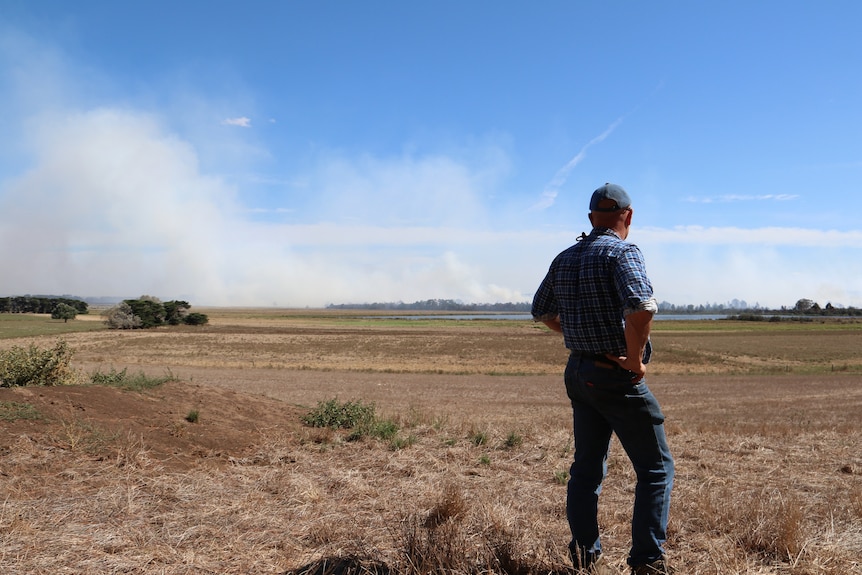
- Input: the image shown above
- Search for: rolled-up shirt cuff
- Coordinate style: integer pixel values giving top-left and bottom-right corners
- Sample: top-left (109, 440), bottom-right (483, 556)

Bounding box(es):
top-left (623, 297), bottom-right (658, 317)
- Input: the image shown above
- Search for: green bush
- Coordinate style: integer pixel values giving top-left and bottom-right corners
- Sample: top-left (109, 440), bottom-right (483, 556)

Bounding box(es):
top-left (303, 398), bottom-right (376, 429)
top-left (0, 340), bottom-right (76, 387)
top-left (302, 398), bottom-right (400, 442)
top-left (183, 312), bottom-right (209, 325)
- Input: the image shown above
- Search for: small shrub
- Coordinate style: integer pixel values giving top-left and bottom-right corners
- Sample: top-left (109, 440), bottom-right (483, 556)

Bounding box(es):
top-left (303, 398), bottom-right (401, 443)
top-left (185, 410), bottom-right (200, 423)
top-left (0, 340), bottom-right (76, 387)
top-left (303, 398), bottom-right (375, 429)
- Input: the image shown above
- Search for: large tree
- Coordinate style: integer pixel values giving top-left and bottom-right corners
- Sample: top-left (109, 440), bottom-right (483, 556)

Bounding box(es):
top-left (51, 303), bottom-right (78, 323)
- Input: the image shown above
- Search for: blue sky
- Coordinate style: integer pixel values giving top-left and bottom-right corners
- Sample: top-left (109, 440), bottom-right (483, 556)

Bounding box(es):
top-left (1, 1), bottom-right (860, 308)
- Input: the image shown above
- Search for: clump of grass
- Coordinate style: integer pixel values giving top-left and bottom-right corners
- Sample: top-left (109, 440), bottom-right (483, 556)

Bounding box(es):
top-left (393, 484), bottom-right (536, 575)
top-left (689, 483), bottom-right (807, 562)
top-left (554, 470), bottom-right (569, 485)
top-left (185, 410), bottom-right (200, 423)
top-left (390, 433), bottom-right (417, 451)
top-left (469, 429), bottom-right (488, 446)
top-left (90, 367), bottom-right (178, 391)
top-left (56, 418), bottom-right (119, 454)
top-left (502, 430), bottom-right (523, 449)
top-left (0, 401), bottom-right (42, 421)
top-left (303, 398), bottom-right (401, 442)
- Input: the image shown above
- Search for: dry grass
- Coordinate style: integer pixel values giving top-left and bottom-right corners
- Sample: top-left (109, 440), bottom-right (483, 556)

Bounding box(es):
top-left (1, 310), bottom-right (860, 574)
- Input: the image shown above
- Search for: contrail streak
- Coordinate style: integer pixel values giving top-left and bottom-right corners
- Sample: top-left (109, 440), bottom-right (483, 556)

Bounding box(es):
top-left (531, 117), bottom-right (624, 211)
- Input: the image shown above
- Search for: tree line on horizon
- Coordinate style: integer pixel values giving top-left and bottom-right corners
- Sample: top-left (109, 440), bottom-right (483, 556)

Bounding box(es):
top-left (2, 295), bottom-right (858, 318)
top-left (0, 295), bottom-right (208, 328)
top-left (327, 298), bottom-right (861, 316)
top-left (326, 299), bottom-right (532, 312)
top-left (0, 296), bottom-right (89, 315)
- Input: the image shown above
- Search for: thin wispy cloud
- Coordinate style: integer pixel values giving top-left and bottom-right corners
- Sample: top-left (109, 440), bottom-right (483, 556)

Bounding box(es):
top-left (684, 194), bottom-right (799, 203)
top-left (637, 225), bottom-right (862, 247)
top-left (222, 116), bottom-right (251, 127)
top-left (531, 117), bottom-right (624, 211)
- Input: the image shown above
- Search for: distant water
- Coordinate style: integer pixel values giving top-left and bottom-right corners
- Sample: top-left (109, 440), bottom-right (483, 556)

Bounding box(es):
top-left (370, 313), bottom-right (729, 321)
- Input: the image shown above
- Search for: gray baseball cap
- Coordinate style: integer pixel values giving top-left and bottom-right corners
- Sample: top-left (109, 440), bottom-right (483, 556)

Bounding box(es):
top-left (589, 183), bottom-right (631, 212)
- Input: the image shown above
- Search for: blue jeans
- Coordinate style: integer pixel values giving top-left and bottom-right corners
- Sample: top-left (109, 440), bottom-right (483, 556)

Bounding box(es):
top-left (564, 352), bottom-right (674, 567)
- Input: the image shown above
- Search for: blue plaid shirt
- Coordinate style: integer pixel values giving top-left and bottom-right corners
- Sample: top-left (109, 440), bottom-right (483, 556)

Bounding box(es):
top-left (531, 228), bottom-right (654, 357)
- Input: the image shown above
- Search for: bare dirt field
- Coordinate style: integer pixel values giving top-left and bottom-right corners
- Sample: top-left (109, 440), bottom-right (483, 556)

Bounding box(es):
top-left (1, 311), bottom-right (860, 574)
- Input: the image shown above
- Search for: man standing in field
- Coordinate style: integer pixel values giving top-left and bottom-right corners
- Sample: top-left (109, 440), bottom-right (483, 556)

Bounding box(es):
top-left (531, 184), bottom-right (674, 575)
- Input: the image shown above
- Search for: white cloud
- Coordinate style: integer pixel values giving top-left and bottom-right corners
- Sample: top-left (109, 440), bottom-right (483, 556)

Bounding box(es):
top-left (635, 225), bottom-right (862, 247)
top-left (222, 116), bottom-right (251, 127)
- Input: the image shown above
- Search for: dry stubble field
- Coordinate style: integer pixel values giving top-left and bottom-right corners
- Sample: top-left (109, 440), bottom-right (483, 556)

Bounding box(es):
top-left (1, 309), bottom-right (861, 575)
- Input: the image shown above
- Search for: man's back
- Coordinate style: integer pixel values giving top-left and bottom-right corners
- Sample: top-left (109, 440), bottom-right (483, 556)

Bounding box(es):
top-left (532, 227), bottom-right (653, 356)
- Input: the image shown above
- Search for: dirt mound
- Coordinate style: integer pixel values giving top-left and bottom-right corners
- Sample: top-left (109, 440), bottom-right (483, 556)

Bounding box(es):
top-left (0, 380), bottom-right (307, 470)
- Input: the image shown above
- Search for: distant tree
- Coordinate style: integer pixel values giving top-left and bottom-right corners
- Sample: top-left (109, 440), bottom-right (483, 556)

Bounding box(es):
top-left (51, 303), bottom-right (78, 323)
top-left (103, 298), bottom-right (206, 329)
top-left (794, 298), bottom-right (815, 312)
top-left (103, 302), bottom-right (143, 329)
top-left (183, 312), bottom-right (209, 326)
top-left (124, 298), bottom-right (166, 328)
top-left (164, 300), bottom-right (191, 325)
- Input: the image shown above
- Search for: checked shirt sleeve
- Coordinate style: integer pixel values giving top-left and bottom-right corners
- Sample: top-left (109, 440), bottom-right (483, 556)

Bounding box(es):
top-left (613, 245), bottom-right (657, 317)
top-left (531, 264), bottom-right (560, 322)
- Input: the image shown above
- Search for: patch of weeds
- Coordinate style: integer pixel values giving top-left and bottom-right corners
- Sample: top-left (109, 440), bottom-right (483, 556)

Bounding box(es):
top-left (502, 431), bottom-right (523, 449)
top-left (90, 367), bottom-right (178, 391)
top-left (479, 454), bottom-right (491, 466)
top-left (185, 410), bottom-right (200, 423)
top-left (0, 401), bottom-right (42, 421)
top-left (303, 398), bottom-right (376, 429)
top-left (432, 414), bottom-right (449, 431)
top-left (90, 367), bottom-right (128, 385)
top-left (57, 418), bottom-right (119, 453)
top-left (469, 429), bottom-right (489, 446)
top-left (303, 398), bottom-right (400, 443)
top-left (373, 418), bottom-right (399, 440)
top-left (554, 470), bottom-right (569, 485)
top-left (390, 433), bottom-right (418, 450)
